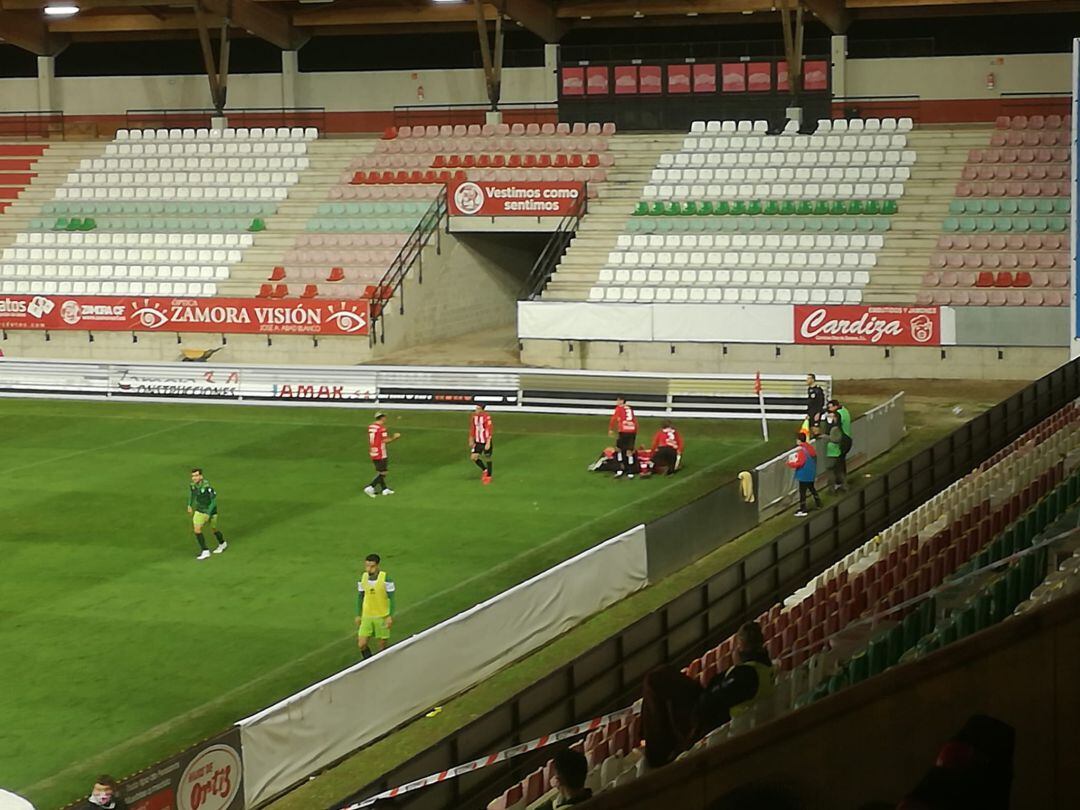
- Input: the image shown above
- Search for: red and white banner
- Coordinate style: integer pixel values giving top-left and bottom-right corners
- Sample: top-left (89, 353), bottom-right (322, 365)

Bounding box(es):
top-left (794, 305), bottom-right (941, 346)
top-left (0, 295), bottom-right (369, 335)
top-left (448, 181), bottom-right (584, 217)
top-left (692, 63), bottom-right (717, 93)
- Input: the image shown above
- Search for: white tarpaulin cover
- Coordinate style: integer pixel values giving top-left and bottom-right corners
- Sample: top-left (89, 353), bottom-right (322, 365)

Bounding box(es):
top-left (238, 524), bottom-right (649, 807)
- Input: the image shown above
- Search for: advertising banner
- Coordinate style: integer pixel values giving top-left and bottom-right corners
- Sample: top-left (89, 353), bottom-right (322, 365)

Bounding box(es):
top-left (614, 65), bottom-right (638, 95)
top-left (667, 64), bottom-right (691, 94)
top-left (721, 63), bottom-right (747, 92)
top-left (747, 62), bottom-right (772, 92)
top-left (586, 66), bottom-right (609, 95)
top-left (119, 728), bottom-right (243, 810)
top-left (448, 181), bottom-right (584, 217)
top-left (804, 59), bottom-right (829, 91)
top-left (639, 65), bottom-right (662, 94)
top-left (692, 63), bottom-right (717, 94)
top-left (794, 305), bottom-right (941, 346)
top-left (111, 366), bottom-right (241, 399)
top-left (777, 61), bottom-right (790, 91)
top-left (560, 67), bottom-right (584, 96)
top-left (0, 295), bottom-right (369, 336)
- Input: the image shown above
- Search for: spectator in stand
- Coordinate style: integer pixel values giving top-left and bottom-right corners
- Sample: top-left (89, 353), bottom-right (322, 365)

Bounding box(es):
top-left (650, 420), bottom-right (684, 475)
top-left (536, 748), bottom-right (593, 809)
top-left (641, 622), bottom-right (775, 768)
top-left (787, 432), bottom-right (822, 517)
top-left (77, 776), bottom-right (127, 810)
top-left (805, 373), bottom-right (826, 429)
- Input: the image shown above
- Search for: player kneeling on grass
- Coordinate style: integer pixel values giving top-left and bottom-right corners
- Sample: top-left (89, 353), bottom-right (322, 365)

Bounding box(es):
top-left (365, 412), bottom-right (401, 498)
top-left (469, 402), bottom-right (494, 484)
top-left (356, 553), bottom-right (395, 659)
top-left (650, 420), bottom-right (684, 476)
top-left (188, 468), bottom-right (227, 561)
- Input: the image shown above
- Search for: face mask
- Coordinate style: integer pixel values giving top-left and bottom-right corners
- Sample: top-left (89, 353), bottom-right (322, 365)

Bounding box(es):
top-left (89, 791), bottom-right (114, 807)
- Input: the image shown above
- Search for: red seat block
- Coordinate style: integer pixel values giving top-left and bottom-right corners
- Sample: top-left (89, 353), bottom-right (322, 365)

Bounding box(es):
top-left (975, 271), bottom-right (994, 288)
top-left (256, 283), bottom-right (273, 298)
top-left (268, 266), bottom-right (286, 281)
top-left (994, 271), bottom-right (1013, 288)
top-left (300, 284), bottom-right (318, 299)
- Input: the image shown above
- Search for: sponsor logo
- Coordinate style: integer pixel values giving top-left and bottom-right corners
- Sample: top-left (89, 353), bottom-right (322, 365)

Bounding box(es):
top-left (453, 181), bottom-right (485, 216)
top-left (115, 369), bottom-right (240, 398)
top-left (28, 296), bottom-right (54, 318)
top-left (797, 306), bottom-right (938, 345)
top-left (60, 300), bottom-right (82, 325)
top-left (272, 383), bottom-right (375, 400)
top-left (910, 314), bottom-right (935, 344)
top-left (177, 744), bottom-right (241, 810)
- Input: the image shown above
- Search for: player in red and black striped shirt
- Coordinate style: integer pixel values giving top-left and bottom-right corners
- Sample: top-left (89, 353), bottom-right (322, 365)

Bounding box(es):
top-left (608, 395), bottom-right (639, 479)
top-left (469, 403), bottom-right (494, 484)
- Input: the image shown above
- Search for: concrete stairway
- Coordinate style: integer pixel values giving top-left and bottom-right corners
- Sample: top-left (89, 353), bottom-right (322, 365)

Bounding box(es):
top-left (0, 141), bottom-right (104, 248)
top-left (862, 125), bottom-right (994, 304)
top-left (539, 132), bottom-right (685, 301)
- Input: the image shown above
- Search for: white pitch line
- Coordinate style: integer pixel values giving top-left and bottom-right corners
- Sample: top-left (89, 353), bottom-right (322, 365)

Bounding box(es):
top-left (3, 420), bottom-right (199, 476)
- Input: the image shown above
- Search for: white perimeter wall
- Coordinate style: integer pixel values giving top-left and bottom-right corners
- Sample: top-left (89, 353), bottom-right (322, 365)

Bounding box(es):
top-left (845, 53), bottom-right (1070, 100)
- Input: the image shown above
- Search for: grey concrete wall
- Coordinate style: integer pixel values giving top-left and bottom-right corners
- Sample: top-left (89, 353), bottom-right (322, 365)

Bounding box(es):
top-left (371, 230), bottom-right (543, 357)
top-left (953, 306), bottom-right (1071, 348)
top-left (520, 339), bottom-right (1068, 381)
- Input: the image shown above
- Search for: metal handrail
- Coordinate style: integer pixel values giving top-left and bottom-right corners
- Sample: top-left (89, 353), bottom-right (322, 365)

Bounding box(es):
top-left (368, 186), bottom-right (449, 346)
top-left (0, 110), bottom-right (65, 141)
top-left (521, 190), bottom-right (588, 300)
top-left (392, 102), bottom-right (558, 129)
top-left (124, 107), bottom-right (326, 131)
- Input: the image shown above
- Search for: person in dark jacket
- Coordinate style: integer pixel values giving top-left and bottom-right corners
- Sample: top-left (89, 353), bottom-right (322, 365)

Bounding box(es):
top-left (77, 776), bottom-right (127, 810)
top-left (786, 432), bottom-right (822, 517)
top-left (535, 748), bottom-right (593, 809)
top-left (641, 622), bottom-right (775, 767)
top-left (825, 399), bottom-right (853, 492)
top-left (805, 373), bottom-right (826, 428)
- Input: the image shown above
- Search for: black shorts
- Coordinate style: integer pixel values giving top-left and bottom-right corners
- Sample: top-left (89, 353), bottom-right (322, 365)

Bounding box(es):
top-left (372, 458), bottom-right (388, 473)
top-left (616, 432), bottom-right (637, 452)
top-left (653, 446), bottom-right (678, 471)
top-left (472, 441), bottom-right (493, 456)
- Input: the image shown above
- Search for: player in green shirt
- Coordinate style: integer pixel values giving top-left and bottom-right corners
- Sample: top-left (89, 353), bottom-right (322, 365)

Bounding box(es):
top-left (188, 467), bottom-right (227, 561)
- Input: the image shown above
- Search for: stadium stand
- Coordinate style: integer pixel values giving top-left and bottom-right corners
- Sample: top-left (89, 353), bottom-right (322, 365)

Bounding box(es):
top-left (0, 127), bottom-right (315, 297)
top-left (918, 115), bottom-right (1073, 306)
top-left (485, 402), bottom-right (1080, 809)
top-left (0, 144), bottom-right (48, 217)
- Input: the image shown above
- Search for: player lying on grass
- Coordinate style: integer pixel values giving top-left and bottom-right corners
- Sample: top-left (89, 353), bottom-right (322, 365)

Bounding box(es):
top-left (187, 468), bottom-right (227, 561)
top-left (356, 553), bottom-right (395, 659)
top-left (469, 403), bottom-right (494, 484)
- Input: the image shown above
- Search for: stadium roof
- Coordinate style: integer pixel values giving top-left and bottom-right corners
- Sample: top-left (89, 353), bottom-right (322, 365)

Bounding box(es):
top-left (0, 0), bottom-right (1074, 55)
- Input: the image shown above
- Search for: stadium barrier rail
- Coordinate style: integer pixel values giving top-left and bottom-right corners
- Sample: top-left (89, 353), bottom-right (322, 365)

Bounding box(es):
top-left (236, 524), bottom-right (649, 807)
top-left (124, 107), bottom-right (327, 132)
top-left (0, 360), bottom-right (820, 420)
top-left (391, 102), bottom-right (559, 129)
top-left (521, 193), bottom-right (589, 300)
top-left (333, 358), bottom-right (1080, 809)
top-left (755, 392), bottom-right (906, 520)
top-left (0, 110), bottom-right (65, 140)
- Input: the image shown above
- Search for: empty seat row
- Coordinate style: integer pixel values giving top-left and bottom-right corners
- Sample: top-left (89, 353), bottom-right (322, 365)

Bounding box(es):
top-left (923, 269), bottom-right (1068, 288)
top-left (66, 171), bottom-right (299, 187)
top-left (105, 142), bottom-right (308, 158)
top-left (917, 289), bottom-right (1065, 306)
top-left (651, 166), bottom-right (910, 185)
top-left (295, 233), bottom-right (405, 248)
top-left (682, 134), bottom-right (908, 153)
top-left (942, 216), bottom-right (1069, 233)
top-left (256, 282), bottom-right (377, 299)
top-left (41, 201), bottom-right (274, 217)
top-left (989, 130), bottom-right (1068, 148)
top-left (3, 247), bottom-right (240, 263)
top-left (968, 147), bottom-right (1069, 164)
top-left (29, 216), bottom-right (259, 233)
top-left (688, 119), bottom-right (769, 134)
top-left (995, 115), bottom-right (1070, 130)
top-left (432, 153), bottom-right (612, 169)
top-left (14, 231), bottom-right (254, 248)
top-left (931, 252), bottom-right (1068, 270)
top-left (0, 279), bottom-right (219, 296)
top-left (0, 264), bottom-right (227, 281)
top-left (270, 266), bottom-right (384, 284)
top-left (659, 149), bottom-right (915, 169)
top-left (962, 164), bottom-right (1069, 182)
top-left (117, 126), bottom-right (317, 141)
top-left (956, 181), bottom-right (1068, 198)
top-left (328, 184), bottom-right (441, 201)
top-left (462, 169), bottom-right (605, 185)
top-left (285, 248), bottom-right (399, 265)
top-left (608, 250), bottom-right (877, 270)
top-left (304, 218), bottom-right (417, 234)
top-left (58, 186), bottom-right (288, 202)
top-left (815, 117), bottom-right (914, 133)
top-left (627, 216), bottom-right (891, 234)
top-left (588, 286), bottom-right (863, 305)
top-left (82, 157), bottom-right (310, 172)
top-left (376, 136), bottom-right (608, 155)
top-left (950, 198), bottom-right (1070, 216)
top-left (638, 197), bottom-right (899, 215)
top-left (315, 201), bottom-right (429, 216)
top-left (616, 233), bottom-right (885, 250)
top-left (936, 233), bottom-right (1066, 251)
top-left (599, 268), bottom-right (870, 287)
top-left (392, 122), bottom-right (615, 139)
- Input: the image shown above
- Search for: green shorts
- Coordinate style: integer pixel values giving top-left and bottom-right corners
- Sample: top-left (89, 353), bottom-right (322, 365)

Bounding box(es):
top-left (358, 615), bottom-right (391, 640)
top-left (192, 511), bottom-right (218, 531)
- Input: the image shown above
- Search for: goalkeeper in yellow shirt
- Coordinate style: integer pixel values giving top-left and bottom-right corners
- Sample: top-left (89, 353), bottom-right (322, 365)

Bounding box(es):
top-left (355, 553), bottom-right (396, 659)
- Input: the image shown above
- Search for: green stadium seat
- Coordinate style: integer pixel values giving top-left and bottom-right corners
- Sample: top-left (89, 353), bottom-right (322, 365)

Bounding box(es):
top-left (1017, 200), bottom-right (1036, 215)
top-left (632, 201), bottom-right (649, 216)
top-left (881, 200), bottom-right (898, 215)
top-left (779, 200), bottom-right (796, 216)
top-left (1012, 217), bottom-right (1031, 232)
top-left (714, 201), bottom-right (730, 215)
top-left (746, 200), bottom-right (762, 215)
top-left (1053, 198), bottom-right (1071, 214)
top-left (650, 201), bottom-right (666, 216)
top-left (820, 217), bottom-right (840, 232)
top-left (53, 217), bottom-right (68, 230)
top-left (1050, 216), bottom-right (1068, 231)
top-left (796, 201), bottom-right (813, 216)
top-left (943, 217), bottom-right (960, 232)
top-left (763, 200), bottom-right (779, 216)
top-left (838, 217), bottom-right (856, 231)
top-left (999, 199), bottom-right (1019, 215)
top-left (813, 200), bottom-right (829, 216)
top-left (958, 218), bottom-right (977, 232)
top-left (948, 200), bottom-right (965, 215)
top-left (698, 201), bottom-right (714, 216)
top-left (804, 218), bottom-right (823, 232)
top-left (848, 200), bottom-right (864, 216)
top-left (829, 200), bottom-right (846, 216)
top-left (731, 201), bottom-right (747, 216)
top-left (657, 219), bottom-right (674, 233)
top-left (772, 218), bottom-right (789, 232)
top-left (1029, 217), bottom-right (1049, 232)
top-left (1034, 199), bottom-right (1054, 215)
top-left (787, 218), bottom-right (804, 232)
top-left (982, 199), bottom-right (1002, 215)
top-left (249, 218), bottom-right (266, 232)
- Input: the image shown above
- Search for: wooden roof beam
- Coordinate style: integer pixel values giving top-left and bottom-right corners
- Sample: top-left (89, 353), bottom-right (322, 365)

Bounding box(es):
top-left (803, 0), bottom-right (850, 32)
top-left (496, 0), bottom-right (565, 42)
top-left (0, 9), bottom-right (68, 55)
top-left (197, 0), bottom-right (307, 50)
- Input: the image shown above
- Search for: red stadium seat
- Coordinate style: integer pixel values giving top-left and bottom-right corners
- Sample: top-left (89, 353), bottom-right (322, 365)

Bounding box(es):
top-left (300, 284), bottom-right (318, 299)
top-left (268, 266), bottom-right (285, 281)
top-left (327, 267), bottom-right (345, 282)
top-left (272, 283), bottom-right (289, 298)
top-left (975, 271), bottom-right (994, 288)
top-left (257, 283), bottom-right (273, 298)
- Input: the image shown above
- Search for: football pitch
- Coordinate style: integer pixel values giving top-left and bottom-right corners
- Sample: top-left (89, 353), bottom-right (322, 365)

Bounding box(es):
top-left (0, 397), bottom-right (790, 808)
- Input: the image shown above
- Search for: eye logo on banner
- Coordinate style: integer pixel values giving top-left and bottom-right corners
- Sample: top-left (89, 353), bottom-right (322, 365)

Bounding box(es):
top-left (453, 181), bottom-right (486, 216)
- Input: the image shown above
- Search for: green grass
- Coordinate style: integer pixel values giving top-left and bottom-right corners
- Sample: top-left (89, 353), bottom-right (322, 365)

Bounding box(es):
top-left (0, 398), bottom-right (792, 809)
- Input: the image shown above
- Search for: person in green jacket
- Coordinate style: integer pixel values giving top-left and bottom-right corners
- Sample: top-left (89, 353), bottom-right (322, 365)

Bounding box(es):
top-left (825, 399), bottom-right (853, 492)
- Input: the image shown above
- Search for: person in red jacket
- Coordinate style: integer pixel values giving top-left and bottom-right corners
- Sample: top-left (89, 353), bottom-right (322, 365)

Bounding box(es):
top-left (608, 395), bottom-right (639, 478)
top-left (650, 420), bottom-right (684, 475)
